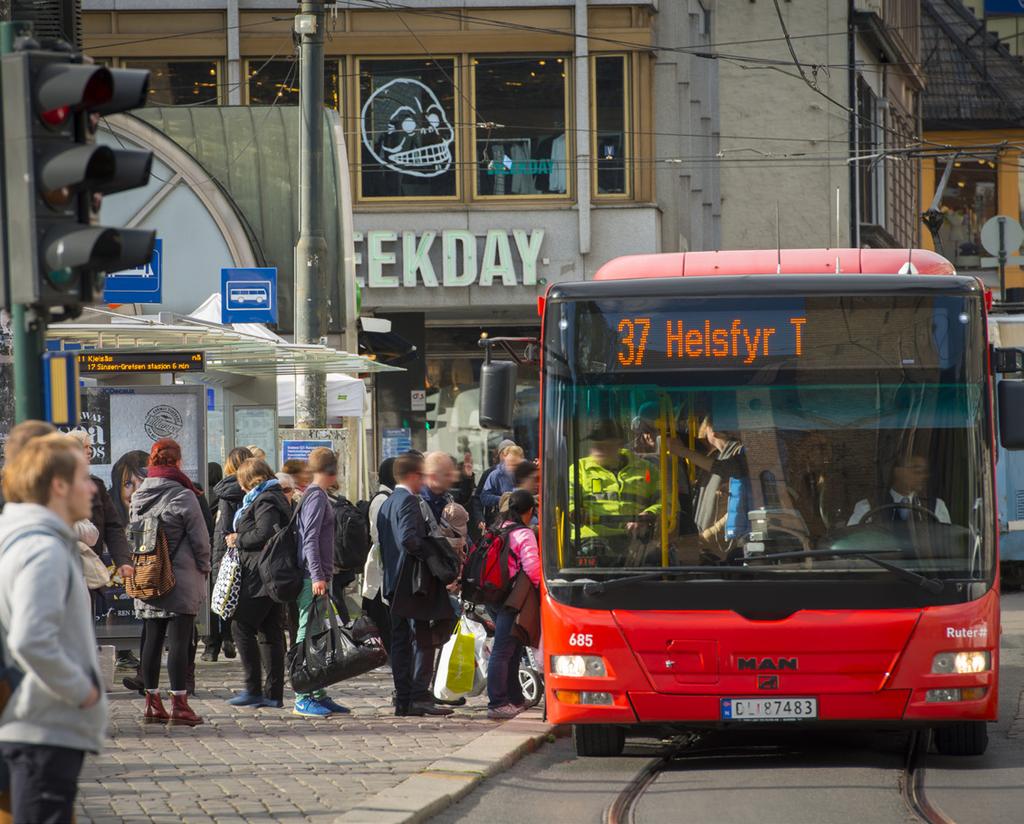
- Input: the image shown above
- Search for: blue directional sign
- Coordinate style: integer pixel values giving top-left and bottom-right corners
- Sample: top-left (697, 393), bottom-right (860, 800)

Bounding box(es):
top-left (985, 0), bottom-right (1024, 14)
top-left (221, 267), bottom-right (277, 324)
top-left (103, 238), bottom-right (162, 304)
top-left (281, 439), bottom-right (332, 464)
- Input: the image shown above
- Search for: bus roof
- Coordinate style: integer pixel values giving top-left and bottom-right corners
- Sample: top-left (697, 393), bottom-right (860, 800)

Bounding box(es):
top-left (592, 248), bottom-right (956, 280)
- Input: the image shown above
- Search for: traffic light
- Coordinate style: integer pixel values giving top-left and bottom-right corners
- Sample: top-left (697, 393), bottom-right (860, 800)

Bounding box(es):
top-left (1, 46), bottom-right (154, 314)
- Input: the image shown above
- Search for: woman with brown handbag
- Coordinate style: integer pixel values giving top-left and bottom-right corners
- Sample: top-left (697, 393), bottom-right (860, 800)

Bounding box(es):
top-left (129, 439), bottom-right (211, 726)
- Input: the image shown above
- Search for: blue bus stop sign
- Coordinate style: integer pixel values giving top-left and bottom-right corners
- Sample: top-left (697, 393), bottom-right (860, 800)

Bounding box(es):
top-left (103, 238), bottom-right (162, 304)
top-left (221, 267), bottom-right (277, 324)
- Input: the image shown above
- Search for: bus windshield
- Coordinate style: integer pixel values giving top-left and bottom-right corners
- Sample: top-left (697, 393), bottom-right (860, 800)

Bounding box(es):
top-left (542, 291), bottom-right (994, 606)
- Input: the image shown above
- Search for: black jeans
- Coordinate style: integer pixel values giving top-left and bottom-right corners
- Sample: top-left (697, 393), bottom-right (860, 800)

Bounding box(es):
top-left (232, 596), bottom-right (285, 701)
top-left (361, 593), bottom-right (392, 655)
top-left (389, 614), bottom-right (434, 705)
top-left (330, 574), bottom-right (353, 624)
top-left (141, 614), bottom-right (195, 692)
top-left (205, 614), bottom-right (233, 653)
top-left (0, 743), bottom-right (84, 824)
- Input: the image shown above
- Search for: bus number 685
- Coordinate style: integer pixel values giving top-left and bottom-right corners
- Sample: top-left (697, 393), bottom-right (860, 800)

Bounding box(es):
top-left (569, 633), bottom-right (594, 648)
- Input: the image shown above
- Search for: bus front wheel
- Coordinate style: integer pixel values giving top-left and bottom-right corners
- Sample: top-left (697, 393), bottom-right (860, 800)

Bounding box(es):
top-left (573, 724), bottom-right (625, 757)
top-left (934, 722), bottom-right (989, 756)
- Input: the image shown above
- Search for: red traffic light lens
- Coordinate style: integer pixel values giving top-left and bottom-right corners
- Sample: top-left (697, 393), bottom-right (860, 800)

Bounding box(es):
top-left (82, 72), bottom-right (113, 110)
top-left (40, 105), bottom-right (71, 127)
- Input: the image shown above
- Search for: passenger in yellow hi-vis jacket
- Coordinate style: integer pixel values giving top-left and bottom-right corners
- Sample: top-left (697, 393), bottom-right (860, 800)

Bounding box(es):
top-left (570, 419), bottom-right (662, 540)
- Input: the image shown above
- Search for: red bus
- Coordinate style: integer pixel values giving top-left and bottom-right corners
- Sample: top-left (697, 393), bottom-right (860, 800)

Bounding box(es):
top-left (480, 248), bottom-right (1024, 758)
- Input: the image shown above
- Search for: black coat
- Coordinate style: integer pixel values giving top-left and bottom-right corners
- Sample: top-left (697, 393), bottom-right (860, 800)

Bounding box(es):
top-left (212, 475), bottom-right (244, 578)
top-left (90, 476), bottom-right (132, 568)
top-left (379, 489), bottom-right (451, 622)
top-left (234, 485), bottom-right (292, 600)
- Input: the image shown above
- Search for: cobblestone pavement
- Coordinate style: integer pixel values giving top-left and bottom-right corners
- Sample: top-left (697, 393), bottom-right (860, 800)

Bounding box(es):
top-left (77, 655), bottom-right (496, 823)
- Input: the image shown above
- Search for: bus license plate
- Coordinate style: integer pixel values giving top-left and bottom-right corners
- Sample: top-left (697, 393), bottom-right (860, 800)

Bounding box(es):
top-left (721, 698), bottom-right (817, 721)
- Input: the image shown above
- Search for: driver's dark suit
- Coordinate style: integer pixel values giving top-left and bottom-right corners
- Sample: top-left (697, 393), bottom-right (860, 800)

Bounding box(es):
top-left (847, 490), bottom-right (951, 525)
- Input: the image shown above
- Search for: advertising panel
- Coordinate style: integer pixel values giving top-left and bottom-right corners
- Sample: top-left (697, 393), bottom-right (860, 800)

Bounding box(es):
top-left (59, 386), bottom-right (207, 643)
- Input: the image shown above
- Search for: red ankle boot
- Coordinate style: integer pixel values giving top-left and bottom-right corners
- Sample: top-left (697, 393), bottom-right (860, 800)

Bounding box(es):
top-left (144, 692), bottom-right (169, 724)
top-left (169, 693), bottom-right (204, 726)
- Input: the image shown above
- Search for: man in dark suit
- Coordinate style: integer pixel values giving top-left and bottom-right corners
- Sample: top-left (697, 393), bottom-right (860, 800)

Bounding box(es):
top-left (377, 453), bottom-right (453, 717)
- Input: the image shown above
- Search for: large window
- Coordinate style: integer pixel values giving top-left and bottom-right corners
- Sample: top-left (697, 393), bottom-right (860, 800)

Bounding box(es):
top-left (125, 60), bottom-right (220, 106)
top-left (937, 155), bottom-right (998, 269)
top-left (593, 55), bottom-right (629, 196)
top-left (856, 76), bottom-right (885, 226)
top-left (247, 59), bottom-right (339, 109)
top-left (474, 56), bottom-right (569, 197)
top-left (358, 59), bottom-right (457, 199)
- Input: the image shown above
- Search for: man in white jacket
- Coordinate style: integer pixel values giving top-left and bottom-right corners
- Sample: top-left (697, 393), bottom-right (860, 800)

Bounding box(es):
top-left (0, 432), bottom-right (106, 823)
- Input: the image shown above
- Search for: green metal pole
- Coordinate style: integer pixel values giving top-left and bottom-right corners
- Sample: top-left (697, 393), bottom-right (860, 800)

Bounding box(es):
top-left (12, 305), bottom-right (46, 422)
top-left (1, 21), bottom-right (47, 423)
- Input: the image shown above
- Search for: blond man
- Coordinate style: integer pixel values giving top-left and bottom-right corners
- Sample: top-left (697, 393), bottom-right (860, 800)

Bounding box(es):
top-left (0, 434), bottom-right (106, 822)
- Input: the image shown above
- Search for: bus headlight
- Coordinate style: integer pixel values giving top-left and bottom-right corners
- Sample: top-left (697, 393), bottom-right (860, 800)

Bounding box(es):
top-left (550, 655), bottom-right (606, 678)
top-left (931, 651), bottom-right (991, 674)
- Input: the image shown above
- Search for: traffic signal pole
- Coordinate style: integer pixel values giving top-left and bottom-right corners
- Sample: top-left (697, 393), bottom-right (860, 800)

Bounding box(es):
top-left (1, 22), bottom-right (46, 422)
top-left (293, 0), bottom-right (328, 428)
top-left (1, 27), bottom-right (154, 425)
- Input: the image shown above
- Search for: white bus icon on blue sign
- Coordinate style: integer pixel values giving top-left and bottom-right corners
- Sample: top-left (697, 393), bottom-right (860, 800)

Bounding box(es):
top-left (226, 281), bottom-right (272, 310)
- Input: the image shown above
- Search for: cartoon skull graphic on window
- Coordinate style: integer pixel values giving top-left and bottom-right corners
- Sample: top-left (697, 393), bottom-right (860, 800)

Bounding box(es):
top-left (361, 78), bottom-right (454, 178)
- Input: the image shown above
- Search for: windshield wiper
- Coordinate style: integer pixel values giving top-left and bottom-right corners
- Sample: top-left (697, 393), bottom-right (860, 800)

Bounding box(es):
top-left (738, 549), bottom-right (944, 594)
top-left (580, 566), bottom-right (751, 595)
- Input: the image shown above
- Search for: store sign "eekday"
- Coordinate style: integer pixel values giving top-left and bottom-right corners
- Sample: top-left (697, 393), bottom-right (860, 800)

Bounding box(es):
top-left (353, 228), bottom-right (545, 288)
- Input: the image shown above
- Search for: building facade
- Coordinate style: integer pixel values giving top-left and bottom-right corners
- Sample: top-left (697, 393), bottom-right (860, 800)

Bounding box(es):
top-left (920, 0), bottom-right (1024, 293)
top-left (714, 0), bottom-right (923, 251)
top-left (82, 0), bottom-right (720, 467)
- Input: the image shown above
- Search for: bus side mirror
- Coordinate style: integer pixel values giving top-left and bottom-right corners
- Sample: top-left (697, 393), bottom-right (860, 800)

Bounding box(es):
top-left (480, 360), bottom-right (517, 430)
top-left (998, 380), bottom-right (1024, 449)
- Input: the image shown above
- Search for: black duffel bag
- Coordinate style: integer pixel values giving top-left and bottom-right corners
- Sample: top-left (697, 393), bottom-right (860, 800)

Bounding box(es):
top-left (287, 596), bottom-right (387, 694)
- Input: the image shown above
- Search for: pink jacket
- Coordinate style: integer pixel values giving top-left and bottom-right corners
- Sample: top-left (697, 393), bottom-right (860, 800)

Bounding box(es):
top-left (502, 522), bottom-right (541, 586)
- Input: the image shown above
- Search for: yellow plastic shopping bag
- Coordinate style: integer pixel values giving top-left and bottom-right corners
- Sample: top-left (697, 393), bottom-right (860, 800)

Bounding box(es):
top-left (445, 618), bottom-right (478, 696)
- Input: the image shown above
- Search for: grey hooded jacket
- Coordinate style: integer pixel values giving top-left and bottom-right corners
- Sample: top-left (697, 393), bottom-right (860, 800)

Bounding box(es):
top-left (130, 476), bottom-right (212, 615)
top-left (0, 503), bottom-right (108, 753)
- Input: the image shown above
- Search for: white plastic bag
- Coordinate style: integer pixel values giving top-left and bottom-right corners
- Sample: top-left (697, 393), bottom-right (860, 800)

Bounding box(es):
top-left (469, 619), bottom-right (491, 697)
top-left (434, 618), bottom-right (479, 701)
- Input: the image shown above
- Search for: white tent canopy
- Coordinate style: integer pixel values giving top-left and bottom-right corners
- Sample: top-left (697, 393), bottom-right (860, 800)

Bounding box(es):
top-left (277, 374), bottom-right (366, 422)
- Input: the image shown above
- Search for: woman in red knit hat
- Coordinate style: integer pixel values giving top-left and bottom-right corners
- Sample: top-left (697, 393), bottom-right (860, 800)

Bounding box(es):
top-left (128, 439), bottom-right (211, 726)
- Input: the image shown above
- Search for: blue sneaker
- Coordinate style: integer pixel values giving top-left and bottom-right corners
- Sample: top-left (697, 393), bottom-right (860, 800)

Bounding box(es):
top-left (227, 691), bottom-right (264, 707)
top-left (293, 696), bottom-right (332, 718)
top-left (318, 696), bottom-right (351, 715)
top-left (258, 697), bottom-right (284, 709)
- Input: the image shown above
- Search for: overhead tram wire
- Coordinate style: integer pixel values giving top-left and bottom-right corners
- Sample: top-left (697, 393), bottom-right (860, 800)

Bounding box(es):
top-left (342, 0), bottom-right (1011, 165)
top-left (343, 0), bottom-right (938, 73)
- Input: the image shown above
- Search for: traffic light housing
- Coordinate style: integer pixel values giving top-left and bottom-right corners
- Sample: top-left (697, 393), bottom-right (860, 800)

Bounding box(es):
top-left (0, 47), bottom-right (155, 314)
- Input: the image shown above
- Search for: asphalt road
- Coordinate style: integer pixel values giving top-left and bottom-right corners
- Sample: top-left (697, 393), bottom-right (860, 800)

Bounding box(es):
top-left (431, 592), bottom-right (1024, 824)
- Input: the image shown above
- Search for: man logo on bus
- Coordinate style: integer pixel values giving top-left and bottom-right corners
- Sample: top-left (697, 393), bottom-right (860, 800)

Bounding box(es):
top-left (738, 657), bottom-right (798, 671)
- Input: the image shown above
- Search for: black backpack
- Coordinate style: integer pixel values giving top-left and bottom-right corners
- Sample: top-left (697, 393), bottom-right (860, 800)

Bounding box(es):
top-left (258, 505), bottom-right (304, 603)
top-left (332, 496), bottom-right (371, 572)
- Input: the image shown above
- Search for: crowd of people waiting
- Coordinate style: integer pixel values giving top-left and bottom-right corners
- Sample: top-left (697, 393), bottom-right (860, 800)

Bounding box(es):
top-left (0, 424), bottom-right (541, 821)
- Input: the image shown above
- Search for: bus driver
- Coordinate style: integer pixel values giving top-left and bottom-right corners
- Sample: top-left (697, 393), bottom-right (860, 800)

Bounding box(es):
top-left (847, 453), bottom-right (951, 526)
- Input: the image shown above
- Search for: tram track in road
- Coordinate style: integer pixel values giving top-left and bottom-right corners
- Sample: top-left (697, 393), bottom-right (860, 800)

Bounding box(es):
top-left (607, 731), bottom-right (956, 824)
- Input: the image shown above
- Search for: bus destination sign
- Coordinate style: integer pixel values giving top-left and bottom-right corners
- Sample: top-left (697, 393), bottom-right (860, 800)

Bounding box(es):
top-left (78, 352), bottom-right (206, 374)
top-left (613, 311), bottom-right (807, 369)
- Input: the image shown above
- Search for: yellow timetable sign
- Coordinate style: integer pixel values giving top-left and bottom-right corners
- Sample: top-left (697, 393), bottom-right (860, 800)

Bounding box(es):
top-left (78, 352), bottom-right (205, 374)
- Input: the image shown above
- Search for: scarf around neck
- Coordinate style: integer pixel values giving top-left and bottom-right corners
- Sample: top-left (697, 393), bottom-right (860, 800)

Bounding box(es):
top-left (147, 464), bottom-right (200, 497)
top-left (234, 478), bottom-right (280, 530)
